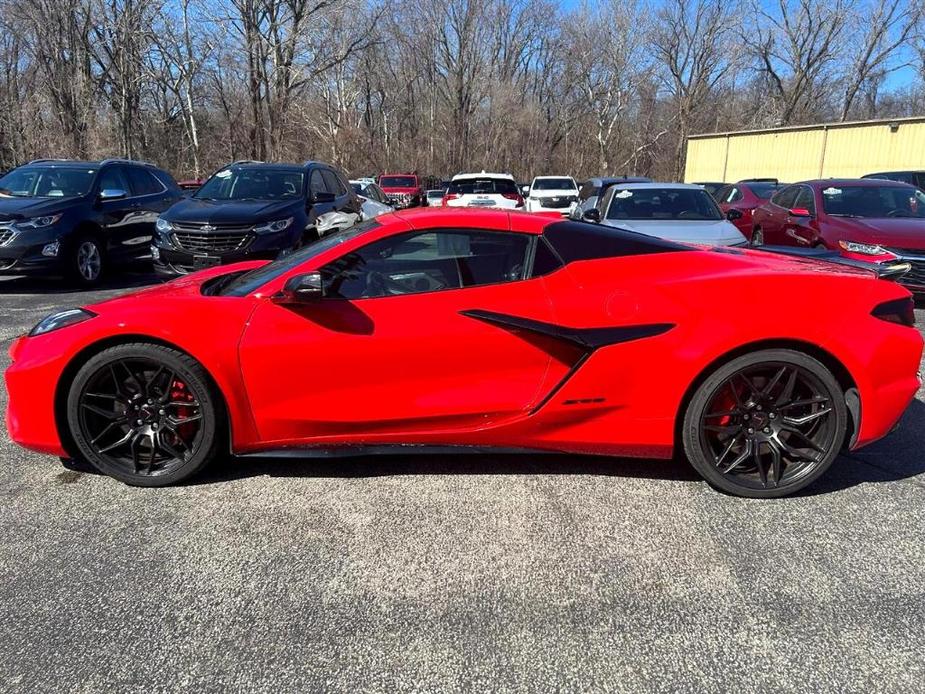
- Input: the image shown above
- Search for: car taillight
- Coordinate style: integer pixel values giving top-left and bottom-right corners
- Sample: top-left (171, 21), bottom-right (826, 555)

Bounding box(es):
top-left (502, 192), bottom-right (524, 207)
top-left (442, 193), bottom-right (459, 206)
top-left (872, 297), bottom-right (916, 327)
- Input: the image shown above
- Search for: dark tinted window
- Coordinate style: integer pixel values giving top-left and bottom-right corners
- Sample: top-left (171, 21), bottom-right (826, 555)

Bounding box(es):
top-left (98, 166), bottom-right (128, 193)
top-left (820, 184), bottom-right (925, 218)
top-left (771, 185), bottom-right (799, 208)
top-left (196, 168), bottom-right (303, 200)
top-left (605, 187), bottom-right (722, 221)
top-left (379, 176), bottom-right (417, 187)
top-left (0, 166), bottom-right (96, 197)
top-left (321, 229), bottom-right (529, 299)
top-left (126, 167), bottom-right (164, 196)
top-left (531, 238), bottom-right (563, 276)
top-left (447, 178), bottom-right (518, 195)
top-left (578, 182), bottom-right (600, 201)
top-left (321, 168), bottom-right (345, 195)
top-left (309, 169), bottom-right (326, 196)
top-left (748, 182), bottom-right (781, 200)
top-left (544, 221), bottom-right (689, 263)
top-left (532, 178), bottom-right (576, 191)
top-left (351, 182), bottom-right (364, 194)
top-left (793, 187), bottom-right (816, 214)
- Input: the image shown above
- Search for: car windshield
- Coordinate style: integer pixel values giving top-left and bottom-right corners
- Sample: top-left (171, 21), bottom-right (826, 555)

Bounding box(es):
top-left (532, 178), bottom-right (575, 191)
top-left (820, 185), bottom-right (925, 218)
top-left (218, 220), bottom-right (381, 296)
top-left (749, 183), bottom-right (782, 200)
top-left (0, 166), bottom-right (96, 198)
top-left (448, 178), bottom-right (518, 195)
top-left (379, 176), bottom-right (416, 187)
top-left (606, 187), bottom-right (723, 221)
top-left (194, 168), bottom-right (304, 201)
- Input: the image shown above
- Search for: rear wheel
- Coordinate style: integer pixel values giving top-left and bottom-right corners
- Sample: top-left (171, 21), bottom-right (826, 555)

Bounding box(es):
top-left (66, 343), bottom-right (223, 486)
top-left (750, 227), bottom-right (764, 247)
top-left (682, 349), bottom-right (847, 498)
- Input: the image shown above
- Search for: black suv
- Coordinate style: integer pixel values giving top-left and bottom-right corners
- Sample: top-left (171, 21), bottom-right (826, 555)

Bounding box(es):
top-left (153, 160), bottom-right (361, 275)
top-left (0, 158), bottom-right (182, 284)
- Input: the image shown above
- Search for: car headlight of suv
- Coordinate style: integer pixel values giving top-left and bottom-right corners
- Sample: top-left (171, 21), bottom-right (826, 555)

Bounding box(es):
top-left (29, 308), bottom-right (96, 337)
top-left (13, 214), bottom-right (62, 230)
top-left (155, 217), bottom-right (174, 233)
top-left (838, 240), bottom-right (890, 256)
top-left (253, 217), bottom-right (294, 234)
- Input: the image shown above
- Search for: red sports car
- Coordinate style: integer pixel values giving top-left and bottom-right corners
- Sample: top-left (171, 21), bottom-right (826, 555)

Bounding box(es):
top-left (751, 179), bottom-right (925, 293)
top-left (5, 209), bottom-right (922, 498)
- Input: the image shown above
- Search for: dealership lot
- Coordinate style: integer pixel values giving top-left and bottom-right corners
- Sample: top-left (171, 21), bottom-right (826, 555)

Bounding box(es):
top-left (1, 274), bottom-right (924, 692)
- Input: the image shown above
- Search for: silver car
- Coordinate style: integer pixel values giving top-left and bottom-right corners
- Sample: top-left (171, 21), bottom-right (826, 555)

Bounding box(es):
top-left (584, 182), bottom-right (747, 246)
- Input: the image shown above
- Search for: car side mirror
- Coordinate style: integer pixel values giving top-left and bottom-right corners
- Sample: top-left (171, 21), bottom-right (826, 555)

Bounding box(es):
top-left (313, 191), bottom-right (336, 203)
top-left (789, 207), bottom-right (812, 218)
top-left (521, 185), bottom-right (530, 196)
top-left (273, 272), bottom-right (324, 303)
top-left (99, 188), bottom-right (127, 201)
top-left (582, 208), bottom-right (601, 223)
top-left (726, 208), bottom-right (743, 221)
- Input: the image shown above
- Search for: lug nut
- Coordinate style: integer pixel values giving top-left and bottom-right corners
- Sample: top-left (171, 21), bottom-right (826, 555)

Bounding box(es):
top-left (158, 409), bottom-right (165, 415)
top-left (136, 419), bottom-right (143, 426)
top-left (756, 405), bottom-right (763, 411)
top-left (744, 414), bottom-right (750, 420)
top-left (769, 412), bottom-right (776, 419)
top-left (747, 428), bottom-right (755, 434)
top-left (763, 427), bottom-right (771, 433)
top-left (152, 423), bottom-right (158, 429)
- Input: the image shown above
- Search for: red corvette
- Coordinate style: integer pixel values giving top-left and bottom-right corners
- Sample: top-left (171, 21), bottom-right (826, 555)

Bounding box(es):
top-left (5, 209), bottom-right (922, 497)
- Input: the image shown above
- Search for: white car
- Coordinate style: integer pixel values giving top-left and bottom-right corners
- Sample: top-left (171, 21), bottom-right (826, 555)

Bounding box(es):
top-left (350, 180), bottom-right (394, 220)
top-left (590, 182), bottom-right (747, 246)
top-left (443, 172), bottom-right (524, 209)
top-left (525, 175), bottom-right (579, 215)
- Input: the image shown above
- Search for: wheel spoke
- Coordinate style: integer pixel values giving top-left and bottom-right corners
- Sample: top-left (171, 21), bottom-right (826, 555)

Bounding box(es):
top-left (90, 421), bottom-right (121, 445)
top-left (167, 412), bottom-right (202, 425)
top-left (704, 409), bottom-right (739, 419)
top-left (775, 369), bottom-right (799, 406)
top-left (781, 425), bottom-right (826, 453)
top-left (704, 424), bottom-right (741, 435)
top-left (97, 430), bottom-right (134, 454)
top-left (782, 407), bottom-right (832, 426)
top-left (721, 439), bottom-right (753, 474)
top-left (81, 401), bottom-right (122, 420)
top-left (778, 396), bottom-right (829, 410)
top-left (167, 398), bottom-right (200, 408)
top-left (754, 443), bottom-right (768, 488)
top-left (775, 434), bottom-right (820, 463)
top-left (768, 440), bottom-right (783, 487)
top-left (736, 373), bottom-right (762, 400)
top-left (715, 435), bottom-right (739, 466)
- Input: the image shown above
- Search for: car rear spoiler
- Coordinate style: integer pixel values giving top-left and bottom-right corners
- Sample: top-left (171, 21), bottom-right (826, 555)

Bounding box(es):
top-left (753, 245), bottom-right (912, 281)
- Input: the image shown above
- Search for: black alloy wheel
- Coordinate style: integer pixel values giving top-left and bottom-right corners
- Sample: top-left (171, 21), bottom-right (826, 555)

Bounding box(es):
top-left (66, 343), bottom-right (222, 486)
top-left (68, 235), bottom-right (104, 286)
top-left (683, 349), bottom-right (847, 498)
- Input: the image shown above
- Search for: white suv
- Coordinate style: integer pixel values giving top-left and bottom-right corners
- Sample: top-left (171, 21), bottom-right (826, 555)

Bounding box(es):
top-left (525, 176), bottom-right (579, 215)
top-left (443, 172), bottom-right (524, 209)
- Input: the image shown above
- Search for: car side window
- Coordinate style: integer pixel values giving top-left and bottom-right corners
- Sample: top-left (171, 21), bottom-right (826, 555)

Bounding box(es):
top-left (771, 185), bottom-right (798, 209)
top-left (125, 167), bottom-right (164, 196)
top-left (794, 187), bottom-right (816, 214)
top-left (309, 169), bottom-right (326, 197)
top-left (97, 166), bottom-right (127, 195)
top-left (320, 229), bottom-right (530, 299)
top-left (321, 169), bottom-right (345, 195)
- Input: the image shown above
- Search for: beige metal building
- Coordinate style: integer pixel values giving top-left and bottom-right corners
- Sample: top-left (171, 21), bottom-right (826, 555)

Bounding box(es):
top-left (684, 116), bottom-right (925, 184)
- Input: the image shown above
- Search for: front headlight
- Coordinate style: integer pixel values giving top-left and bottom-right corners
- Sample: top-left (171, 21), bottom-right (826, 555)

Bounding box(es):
top-left (155, 217), bottom-right (173, 233)
top-left (253, 217), bottom-right (294, 234)
top-left (13, 214), bottom-right (62, 230)
top-left (838, 240), bottom-right (889, 256)
top-left (29, 308), bottom-right (96, 337)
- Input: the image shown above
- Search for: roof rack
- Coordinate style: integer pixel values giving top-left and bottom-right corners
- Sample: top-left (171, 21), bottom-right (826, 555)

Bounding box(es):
top-left (100, 157), bottom-right (157, 167)
top-left (230, 159), bottom-right (264, 166)
top-left (26, 158), bottom-right (74, 165)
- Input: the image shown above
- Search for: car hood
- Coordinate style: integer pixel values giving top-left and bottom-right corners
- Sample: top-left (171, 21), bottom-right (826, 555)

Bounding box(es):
top-left (602, 219), bottom-right (746, 246)
top-left (824, 216), bottom-right (925, 249)
top-left (0, 196), bottom-right (77, 221)
top-left (163, 198), bottom-right (300, 225)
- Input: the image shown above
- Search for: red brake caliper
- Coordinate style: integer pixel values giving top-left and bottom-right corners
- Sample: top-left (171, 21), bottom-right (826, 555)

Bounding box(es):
top-left (169, 379), bottom-right (196, 441)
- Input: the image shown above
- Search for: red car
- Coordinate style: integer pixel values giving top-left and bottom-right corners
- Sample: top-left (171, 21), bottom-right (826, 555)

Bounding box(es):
top-left (377, 173), bottom-right (424, 208)
top-left (751, 179), bottom-right (925, 292)
top-left (715, 180), bottom-right (785, 239)
top-left (6, 209), bottom-right (921, 498)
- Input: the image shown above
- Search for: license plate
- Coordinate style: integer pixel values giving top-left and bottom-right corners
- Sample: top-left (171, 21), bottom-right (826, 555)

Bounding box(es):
top-left (193, 255), bottom-right (220, 268)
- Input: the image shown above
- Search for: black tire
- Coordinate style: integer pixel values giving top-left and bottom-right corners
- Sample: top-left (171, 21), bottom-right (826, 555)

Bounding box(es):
top-left (67, 233), bottom-right (105, 286)
top-left (751, 227), bottom-right (764, 247)
top-left (682, 349), bottom-right (847, 498)
top-left (65, 343), bottom-right (224, 486)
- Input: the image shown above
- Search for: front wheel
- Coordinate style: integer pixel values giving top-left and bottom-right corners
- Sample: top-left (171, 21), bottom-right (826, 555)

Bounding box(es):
top-left (66, 343), bottom-right (223, 486)
top-left (682, 349), bottom-right (847, 498)
top-left (68, 235), bottom-right (105, 286)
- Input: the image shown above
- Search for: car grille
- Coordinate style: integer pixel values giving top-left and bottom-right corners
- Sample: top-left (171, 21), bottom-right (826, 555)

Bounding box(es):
top-left (171, 223), bottom-right (253, 253)
top-left (540, 196), bottom-right (578, 209)
top-left (887, 248), bottom-right (925, 288)
top-left (0, 226), bottom-right (16, 247)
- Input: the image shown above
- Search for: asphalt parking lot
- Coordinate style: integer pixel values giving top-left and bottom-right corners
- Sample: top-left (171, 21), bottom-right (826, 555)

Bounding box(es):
top-left (1, 273), bottom-right (924, 693)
